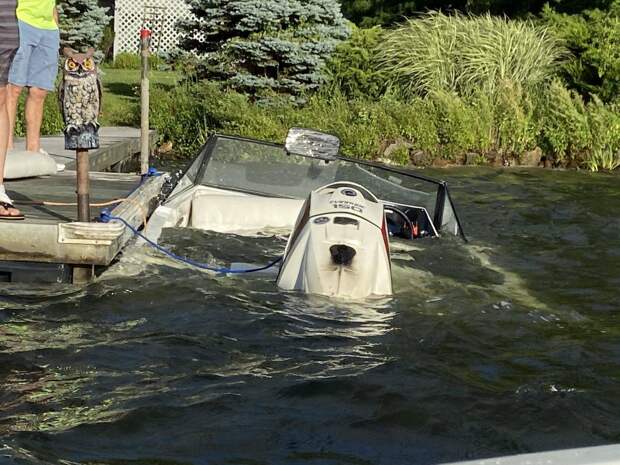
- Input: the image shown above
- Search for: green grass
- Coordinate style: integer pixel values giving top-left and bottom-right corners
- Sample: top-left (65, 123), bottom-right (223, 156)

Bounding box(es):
top-left (99, 67), bottom-right (180, 127)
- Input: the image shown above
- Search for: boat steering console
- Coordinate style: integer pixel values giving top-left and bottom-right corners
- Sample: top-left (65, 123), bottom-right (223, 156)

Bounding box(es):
top-left (384, 204), bottom-right (436, 240)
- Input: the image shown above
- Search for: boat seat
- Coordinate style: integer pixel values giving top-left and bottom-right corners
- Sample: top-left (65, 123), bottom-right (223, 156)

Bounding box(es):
top-left (190, 193), bottom-right (304, 233)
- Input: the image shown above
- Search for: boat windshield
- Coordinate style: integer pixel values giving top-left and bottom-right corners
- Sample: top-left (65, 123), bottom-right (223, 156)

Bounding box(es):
top-left (183, 135), bottom-right (464, 237)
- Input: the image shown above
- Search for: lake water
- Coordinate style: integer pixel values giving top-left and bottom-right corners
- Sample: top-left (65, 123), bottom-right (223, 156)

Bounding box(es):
top-left (0, 167), bottom-right (619, 465)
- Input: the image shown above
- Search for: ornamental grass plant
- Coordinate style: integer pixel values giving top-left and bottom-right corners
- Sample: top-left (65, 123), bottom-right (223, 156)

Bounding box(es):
top-left (377, 12), bottom-right (567, 97)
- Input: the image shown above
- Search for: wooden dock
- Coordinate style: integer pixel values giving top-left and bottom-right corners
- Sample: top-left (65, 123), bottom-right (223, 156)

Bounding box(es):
top-left (12, 127), bottom-right (158, 172)
top-left (0, 127), bottom-right (166, 284)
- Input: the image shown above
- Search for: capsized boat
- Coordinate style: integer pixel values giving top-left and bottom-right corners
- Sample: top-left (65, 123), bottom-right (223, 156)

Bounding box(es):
top-left (144, 129), bottom-right (465, 298)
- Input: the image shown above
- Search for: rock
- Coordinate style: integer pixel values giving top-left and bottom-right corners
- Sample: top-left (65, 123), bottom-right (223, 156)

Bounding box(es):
top-left (383, 140), bottom-right (414, 160)
top-left (503, 156), bottom-right (515, 167)
top-left (411, 150), bottom-right (431, 166)
top-left (432, 157), bottom-right (450, 167)
top-left (377, 157), bottom-right (398, 166)
top-left (520, 147), bottom-right (543, 167)
top-left (158, 141), bottom-right (174, 154)
top-left (465, 153), bottom-right (479, 166)
top-left (454, 153), bottom-right (466, 165)
top-left (485, 151), bottom-right (503, 167)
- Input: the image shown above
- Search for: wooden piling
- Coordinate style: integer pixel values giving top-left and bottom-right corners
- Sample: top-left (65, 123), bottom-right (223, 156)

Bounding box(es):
top-left (140, 29), bottom-right (151, 175)
top-left (76, 148), bottom-right (91, 222)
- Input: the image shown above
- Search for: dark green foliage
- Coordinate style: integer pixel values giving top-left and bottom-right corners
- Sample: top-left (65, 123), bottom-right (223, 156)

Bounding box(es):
top-left (58, 0), bottom-right (111, 54)
top-left (341, 0), bottom-right (419, 27)
top-left (340, 0), bottom-right (616, 25)
top-left (324, 26), bottom-right (387, 99)
top-left (542, 2), bottom-right (620, 102)
top-left (179, 0), bottom-right (350, 98)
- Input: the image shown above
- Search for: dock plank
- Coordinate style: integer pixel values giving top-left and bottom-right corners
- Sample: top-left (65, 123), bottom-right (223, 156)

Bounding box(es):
top-left (7, 171), bottom-right (140, 224)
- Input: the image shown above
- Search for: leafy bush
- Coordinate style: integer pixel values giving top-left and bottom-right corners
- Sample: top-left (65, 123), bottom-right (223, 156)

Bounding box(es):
top-left (341, 0), bottom-right (418, 27)
top-left (377, 12), bottom-right (566, 98)
top-left (324, 26), bottom-right (387, 99)
top-left (492, 81), bottom-right (539, 156)
top-left (147, 78), bottom-right (619, 170)
top-left (537, 80), bottom-right (620, 170)
top-left (537, 79), bottom-right (591, 164)
top-left (427, 91), bottom-right (478, 159)
top-left (14, 92), bottom-right (64, 138)
top-left (542, 3), bottom-right (620, 102)
top-left (584, 98), bottom-right (620, 171)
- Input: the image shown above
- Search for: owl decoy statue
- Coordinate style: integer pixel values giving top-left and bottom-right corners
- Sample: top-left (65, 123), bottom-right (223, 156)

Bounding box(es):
top-left (59, 47), bottom-right (102, 150)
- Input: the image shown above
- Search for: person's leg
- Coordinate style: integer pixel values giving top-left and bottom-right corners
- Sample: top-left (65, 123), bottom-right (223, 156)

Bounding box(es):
top-left (0, 86), bottom-right (21, 218)
top-left (0, 86), bottom-right (8, 181)
top-left (6, 83), bottom-right (22, 150)
top-left (7, 20), bottom-right (35, 151)
top-left (24, 86), bottom-right (47, 153)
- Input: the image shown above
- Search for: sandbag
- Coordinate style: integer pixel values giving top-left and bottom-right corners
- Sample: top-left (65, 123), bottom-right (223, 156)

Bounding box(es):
top-left (4, 150), bottom-right (59, 179)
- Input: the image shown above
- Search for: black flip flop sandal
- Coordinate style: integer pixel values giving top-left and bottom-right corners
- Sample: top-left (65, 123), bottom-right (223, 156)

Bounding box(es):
top-left (0, 201), bottom-right (25, 221)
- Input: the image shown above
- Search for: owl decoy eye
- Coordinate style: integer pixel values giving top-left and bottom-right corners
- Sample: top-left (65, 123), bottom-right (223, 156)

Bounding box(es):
top-left (66, 59), bottom-right (78, 71)
top-left (82, 58), bottom-right (95, 71)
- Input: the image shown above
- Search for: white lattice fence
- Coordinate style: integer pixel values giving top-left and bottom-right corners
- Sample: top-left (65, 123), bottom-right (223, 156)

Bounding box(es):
top-left (113, 0), bottom-right (193, 57)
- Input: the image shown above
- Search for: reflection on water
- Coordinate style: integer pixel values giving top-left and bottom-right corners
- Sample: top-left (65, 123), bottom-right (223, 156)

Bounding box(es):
top-left (0, 168), bottom-right (619, 465)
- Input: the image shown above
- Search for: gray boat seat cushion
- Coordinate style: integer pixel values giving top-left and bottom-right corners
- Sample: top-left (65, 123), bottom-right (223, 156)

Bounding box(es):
top-left (190, 193), bottom-right (304, 233)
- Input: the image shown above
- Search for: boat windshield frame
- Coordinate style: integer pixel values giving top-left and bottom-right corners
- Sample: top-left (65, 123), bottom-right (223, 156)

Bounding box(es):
top-left (178, 134), bottom-right (467, 240)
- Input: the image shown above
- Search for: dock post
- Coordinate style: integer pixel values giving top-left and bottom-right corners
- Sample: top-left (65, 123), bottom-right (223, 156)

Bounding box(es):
top-left (76, 148), bottom-right (90, 222)
top-left (140, 28), bottom-right (151, 175)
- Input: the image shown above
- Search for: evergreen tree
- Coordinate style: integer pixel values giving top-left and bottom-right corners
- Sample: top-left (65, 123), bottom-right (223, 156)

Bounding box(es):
top-left (179, 0), bottom-right (350, 98)
top-left (58, 0), bottom-right (112, 54)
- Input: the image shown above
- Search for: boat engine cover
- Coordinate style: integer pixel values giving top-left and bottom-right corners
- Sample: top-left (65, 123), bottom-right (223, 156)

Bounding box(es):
top-left (277, 182), bottom-right (392, 299)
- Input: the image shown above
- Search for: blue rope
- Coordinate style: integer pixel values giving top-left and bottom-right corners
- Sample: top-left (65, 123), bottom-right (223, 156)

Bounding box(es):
top-left (100, 210), bottom-right (283, 274)
top-left (143, 167), bottom-right (163, 179)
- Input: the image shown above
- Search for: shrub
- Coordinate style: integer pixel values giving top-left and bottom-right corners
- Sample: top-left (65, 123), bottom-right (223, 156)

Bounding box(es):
top-left (324, 25), bottom-right (387, 99)
top-left (585, 98), bottom-right (620, 171)
top-left (340, 0), bottom-right (418, 27)
top-left (377, 12), bottom-right (567, 98)
top-left (537, 79), bottom-right (591, 164)
top-left (491, 81), bottom-right (539, 156)
top-left (14, 92), bottom-right (64, 137)
top-left (542, 3), bottom-right (620, 102)
top-left (147, 79), bottom-right (620, 170)
top-left (536, 80), bottom-right (620, 170)
top-left (427, 91), bottom-right (478, 159)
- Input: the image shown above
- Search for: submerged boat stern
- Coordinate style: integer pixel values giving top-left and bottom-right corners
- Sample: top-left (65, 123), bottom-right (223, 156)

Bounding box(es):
top-left (277, 182), bottom-right (393, 299)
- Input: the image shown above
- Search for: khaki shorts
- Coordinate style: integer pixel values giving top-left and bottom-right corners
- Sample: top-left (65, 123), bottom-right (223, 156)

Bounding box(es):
top-left (9, 20), bottom-right (60, 91)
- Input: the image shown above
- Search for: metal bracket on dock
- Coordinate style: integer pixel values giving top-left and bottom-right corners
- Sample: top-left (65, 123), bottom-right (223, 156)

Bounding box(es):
top-left (58, 222), bottom-right (125, 246)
